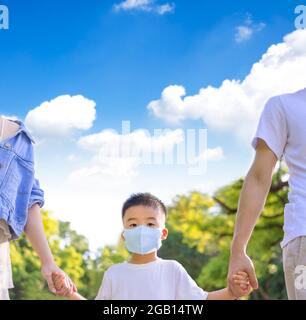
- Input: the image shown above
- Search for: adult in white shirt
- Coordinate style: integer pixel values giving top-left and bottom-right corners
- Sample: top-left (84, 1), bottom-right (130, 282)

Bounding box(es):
top-left (228, 88), bottom-right (306, 300)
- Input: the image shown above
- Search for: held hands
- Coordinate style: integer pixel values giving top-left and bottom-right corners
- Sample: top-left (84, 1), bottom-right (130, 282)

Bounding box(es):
top-left (41, 262), bottom-right (77, 296)
top-left (49, 268), bottom-right (253, 300)
top-left (52, 272), bottom-right (76, 297)
top-left (230, 271), bottom-right (253, 298)
top-left (228, 250), bottom-right (258, 298)
top-left (51, 268), bottom-right (252, 300)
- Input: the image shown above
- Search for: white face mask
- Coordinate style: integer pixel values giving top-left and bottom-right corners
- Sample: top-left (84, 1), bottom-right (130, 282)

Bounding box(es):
top-left (123, 225), bottom-right (163, 255)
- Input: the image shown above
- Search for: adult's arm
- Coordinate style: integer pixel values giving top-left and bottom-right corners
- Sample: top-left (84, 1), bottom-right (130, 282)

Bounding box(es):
top-left (228, 139), bottom-right (278, 296)
top-left (24, 203), bottom-right (76, 296)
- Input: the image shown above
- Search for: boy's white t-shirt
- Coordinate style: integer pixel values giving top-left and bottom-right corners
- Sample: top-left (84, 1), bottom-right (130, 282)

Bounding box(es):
top-left (95, 257), bottom-right (208, 300)
top-left (251, 88), bottom-right (306, 248)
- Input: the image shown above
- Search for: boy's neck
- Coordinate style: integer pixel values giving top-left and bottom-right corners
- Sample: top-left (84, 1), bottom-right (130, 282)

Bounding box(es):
top-left (128, 251), bottom-right (159, 264)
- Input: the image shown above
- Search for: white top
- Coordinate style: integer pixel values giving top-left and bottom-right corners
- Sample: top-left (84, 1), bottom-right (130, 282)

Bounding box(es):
top-left (251, 88), bottom-right (306, 248)
top-left (95, 257), bottom-right (208, 300)
top-left (0, 117), bottom-right (5, 141)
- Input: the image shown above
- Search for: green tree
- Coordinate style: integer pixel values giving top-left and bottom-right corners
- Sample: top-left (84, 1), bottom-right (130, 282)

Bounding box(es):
top-left (161, 164), bottom-right (288, 299)
top-left (9, 164), bottom-right (289, 300)
top-left (10, 211), bottom-right (91, 300)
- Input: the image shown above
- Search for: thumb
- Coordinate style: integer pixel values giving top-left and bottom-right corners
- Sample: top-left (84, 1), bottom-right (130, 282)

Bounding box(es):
top-left (46, 274), bottom-right (57, 294)
top-left (246, 265), bottom-right (258, 289)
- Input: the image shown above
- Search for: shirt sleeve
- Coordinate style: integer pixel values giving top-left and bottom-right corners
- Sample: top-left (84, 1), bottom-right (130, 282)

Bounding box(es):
top-left (28, 178), bottom-right (45, 209)
top-left (251, 96), bottom-right (288, 160)
top-left (95, 270), bottom-right (112, 300)
top-left (174, 262), bottom-right (208, 300)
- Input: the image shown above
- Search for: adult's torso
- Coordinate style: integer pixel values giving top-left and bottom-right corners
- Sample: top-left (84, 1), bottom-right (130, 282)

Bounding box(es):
top-left (280, 88), bottom-right (306, 247)
top-left (0, 119), bottom-right (36, 239)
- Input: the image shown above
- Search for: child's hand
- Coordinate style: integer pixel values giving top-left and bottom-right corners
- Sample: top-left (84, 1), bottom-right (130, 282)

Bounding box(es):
top-left (52, 272), bottom-right (71, 295)
top-left (51, 272), bottom-right (84, 300)
top-left (232, 271), bottom-right (253, 297)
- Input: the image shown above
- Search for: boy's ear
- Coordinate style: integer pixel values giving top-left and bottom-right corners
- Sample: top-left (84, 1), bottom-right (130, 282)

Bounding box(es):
top-left (120, 231), bottom-right (125, 241)
top-left (161, 228), bottom-right (168, 240)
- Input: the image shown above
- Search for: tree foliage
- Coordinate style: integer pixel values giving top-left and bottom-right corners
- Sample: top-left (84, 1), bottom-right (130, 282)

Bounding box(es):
top-left (10, 164), bottom-right (289, 299)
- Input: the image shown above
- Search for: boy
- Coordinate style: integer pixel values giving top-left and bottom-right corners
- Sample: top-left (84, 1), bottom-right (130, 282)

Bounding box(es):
top-left (53, 193), bottom-right (251, 300)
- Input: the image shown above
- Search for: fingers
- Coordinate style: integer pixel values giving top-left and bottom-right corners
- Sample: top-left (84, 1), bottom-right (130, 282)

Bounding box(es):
top-left (228, 274), bottom-right (241, 298)
top-left (57, 284), bottom-right (70, 296)
top-left (232, 274), bottom-right (249, 281)
top-left (62, 276), bottom-right (74, 296)
top-left (57, 287), bottom-right (71, 297)
top-left (234, 281), bottom-right (249, 290)
top-left (52, 271), bottom-right (65, 281)
top-left (46, 274), bottom-right (57, 294)
top-left (228, 269), bottom-right (255, 298)
top-left (51, 271), bottom-right (69, 296)
top-left (228, 266), bottom-right (254, 298)
top-left (55, 273), bottom-right (76, 297)
top-left (228, 282), bottom-right (242, 299)
top-left (229, 283), bottom-right (250, 298)
top-left (52, 272), bottom-right (67, 291)
top-left (246, 266), bottom-right (259, 289)
top-left (236, 271), bottom-right (249, 277)
top-left (234, 279), bottom-right (249, 286)
top-left (240, 283), bottom-right (253, 294)
top-left (232, 273), bottom-right (249, 282)
top-left (71, 281), bottom-right (77, 293)
top-left (67, 276), bottom-right (77, 294)
top-left (56, 274), bottom-right (71, 296)
top-left (233, 274), bottom-right (252, 291)
top-left (233, 282), bottom-right (252, 297)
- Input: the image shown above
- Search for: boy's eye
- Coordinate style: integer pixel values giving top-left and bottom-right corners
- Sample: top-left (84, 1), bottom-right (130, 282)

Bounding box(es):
top-left (147, 223), bottom-right (155, 227)
top-left (129, 223), bottom-right (137, 228)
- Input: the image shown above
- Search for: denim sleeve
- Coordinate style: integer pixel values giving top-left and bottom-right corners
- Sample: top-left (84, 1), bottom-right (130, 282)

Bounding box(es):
top-left (28, 178), bottom-right (45, 209)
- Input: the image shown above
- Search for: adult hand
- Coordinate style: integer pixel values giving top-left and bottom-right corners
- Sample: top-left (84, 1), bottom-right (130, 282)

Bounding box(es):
top-left (227, 250), bottom-right (258, 298)
top-left (41, 262), bottom-right (77, 296)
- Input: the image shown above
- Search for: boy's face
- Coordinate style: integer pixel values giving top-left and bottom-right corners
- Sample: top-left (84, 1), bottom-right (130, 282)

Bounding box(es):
top-left (121, 205), bottom-right (168, 241)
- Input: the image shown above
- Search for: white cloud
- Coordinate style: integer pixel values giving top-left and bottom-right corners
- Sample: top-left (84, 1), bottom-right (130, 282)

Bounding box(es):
top-left (148, 29), bottom-right (306, 141)
top-left (113, 0), bottom-right (175, 15)
top-left (25, 95), bottom-right (96, 137)
top-left (197, 147), bottom-right (224, 162)
top-left (68, 126), bottom-right (224, 183)
top-left (68, 157), bottom-right (140, 180)
top-left (54, 128), bottom-right (206, 249)
top-left (66, 154), bottom-right (78, 162)
top-left (69, 128), bottom-right (184, 180)
top-left (235, 26), bottom-right (253, 43)
top-left (77, 127), bottom-right (184, 154)
top-left (114, 0), bottom-right (151, 11)
top-left (69, 126), bottom-right (223, 181)
top-left (235, 15), bottom-right (266, 43)
top-left (156, 3), bottom-right (175, 15)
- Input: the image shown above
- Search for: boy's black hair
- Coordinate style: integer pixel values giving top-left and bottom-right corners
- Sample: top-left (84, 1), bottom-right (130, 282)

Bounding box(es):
top-left (122, 193), bottom-right (167, 219)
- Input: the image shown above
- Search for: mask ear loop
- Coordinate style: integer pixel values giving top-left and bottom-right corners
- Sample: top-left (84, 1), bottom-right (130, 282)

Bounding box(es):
top-left (0, 117), bottom-right (5, 141)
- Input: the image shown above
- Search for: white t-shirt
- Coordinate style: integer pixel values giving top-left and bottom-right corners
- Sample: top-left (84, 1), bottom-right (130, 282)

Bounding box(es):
top-left (251, 88), bottom-right (306, 248)
top-left (95, 257), bottom-right (208, 300)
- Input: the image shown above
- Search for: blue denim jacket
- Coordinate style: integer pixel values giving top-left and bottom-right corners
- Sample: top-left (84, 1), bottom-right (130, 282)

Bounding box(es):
top-left (0, 120), bottom-right (44, 240)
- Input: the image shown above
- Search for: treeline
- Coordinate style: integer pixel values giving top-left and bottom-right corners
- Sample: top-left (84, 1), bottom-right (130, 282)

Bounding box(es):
top-left (10, 164), bottom-right (288, 300)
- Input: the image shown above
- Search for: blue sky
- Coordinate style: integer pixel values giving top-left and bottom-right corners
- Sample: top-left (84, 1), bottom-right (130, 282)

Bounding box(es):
top-left (1, 0), bottom-right (299, 120)
top-left (1, 0), bottom-right (305, 249)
